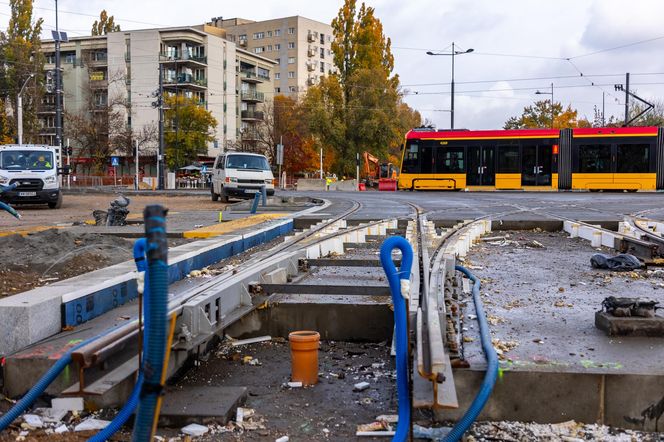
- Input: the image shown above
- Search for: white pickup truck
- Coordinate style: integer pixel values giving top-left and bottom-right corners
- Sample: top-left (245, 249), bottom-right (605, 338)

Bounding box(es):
top-left (0, 144), bottom-right (65, 209)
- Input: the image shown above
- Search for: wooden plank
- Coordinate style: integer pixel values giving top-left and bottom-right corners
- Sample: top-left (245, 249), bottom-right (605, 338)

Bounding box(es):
top-left (258, 283), bottom-right (390, 296)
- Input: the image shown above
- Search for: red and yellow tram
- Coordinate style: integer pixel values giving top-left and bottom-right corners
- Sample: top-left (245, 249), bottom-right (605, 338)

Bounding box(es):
top-left (398, 126), bottom-right (662, 191)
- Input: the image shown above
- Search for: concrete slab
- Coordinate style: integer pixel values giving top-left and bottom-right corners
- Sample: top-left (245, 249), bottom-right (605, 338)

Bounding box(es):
top-left (182, 213), bottom-right (287, 238)
top-left (296, 179), bottom-right (326, 191)
top-left (158, 386), bottom-right (247, 427)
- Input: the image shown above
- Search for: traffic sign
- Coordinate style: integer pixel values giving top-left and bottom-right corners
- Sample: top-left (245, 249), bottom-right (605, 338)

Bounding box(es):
top-left (276, 144), bottom-right (284, 165)
top-left (201, 165), bottom-right (207, 174)
top-left (111, 156), bottom-right (119, 166)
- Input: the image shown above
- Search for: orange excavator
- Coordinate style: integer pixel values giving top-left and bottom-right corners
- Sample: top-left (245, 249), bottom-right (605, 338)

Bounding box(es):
top-left (362, 151), bottom-right (398, 191)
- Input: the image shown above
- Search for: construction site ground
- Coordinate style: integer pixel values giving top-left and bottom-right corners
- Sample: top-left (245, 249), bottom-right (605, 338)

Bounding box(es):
top-left (0, 193), bottom-right (227, 297)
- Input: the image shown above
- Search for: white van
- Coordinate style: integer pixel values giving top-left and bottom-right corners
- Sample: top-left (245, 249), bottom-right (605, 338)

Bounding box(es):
top-left (211, 152), bottom-right (275, 203)
top-left (0, 144), bottom-right (65, 209)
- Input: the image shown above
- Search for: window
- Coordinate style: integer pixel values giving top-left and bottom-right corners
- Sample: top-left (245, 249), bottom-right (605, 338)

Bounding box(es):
top-left (275, 87), bottom-right (281, 93)
top-left (239, 34), bottom-right (247, 41)
top-left (578, 144), bottom-right (612, 173)
top-left (289, 86), bottom-right (296, 92)
top-left (267, 45), bottom-right (272, 51)
top-left (320, 62), bottom-right (325, 73)
top-left (433, 145), bottom-right (465, 173)
top-left (63, 52), bottom-right (76, 64)
top-left (257, 67), bottom-right (269, 79)
top-left (45, 53), bottom-right (55, 63)
top-left (320, 48), bottom-right (325, 58)
top-left (288, 27), bottom-right (295, 35)
top-left (254, 47), bottom-right (264, 54)
top-left (327, 49), bottom-right (332, 56)
top-left (402, 144), bottom-right (419, 173)
top-left (275, 43), bottom-right (281, 50)
top-left (320, 33), bottom-right (325, 45)
top-left (275, 73), bottom-right (280, 80)
top-left (267, 31), bottom-right (272, 37)
top-left (617, 143), bottom-right (650, 173)
top-left (275, 29), bottom-right (281, 36)
top-left (226, 154), bottom-right (270, 170)
top-left (288, 57), bottom-right (295, 64)
top-left (288, 71), bottom-right (295, 78)
top-left (253, 32), bottom-right (264, 40)
top-left (215, 155), bottom-right (225, 170)
top-left (497, 145), bottom-right (520, 173)
top-left (288, 42), bottom-right (295, 49)
top-left (327, 35), bottom-right (332, 42)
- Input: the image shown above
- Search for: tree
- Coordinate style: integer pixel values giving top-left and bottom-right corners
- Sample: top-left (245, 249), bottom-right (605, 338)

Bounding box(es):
top-left (164, 95), bottom-right (217, 170)
top-left (304, 0), bottom-right (420, 176)
top-left (91, 10), bottom-right (120, 36)
top-left (65, 70), bottom-right (129, 173)
top-left (504, 100), bottom-right (582, 129)
top-left (0, 0), bottom-right (44, 143)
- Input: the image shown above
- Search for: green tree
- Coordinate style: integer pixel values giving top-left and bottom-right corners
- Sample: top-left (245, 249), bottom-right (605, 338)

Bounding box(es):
top-left (164, 95), bottom-right (217, 170)
top-left (0, 0), bottom-right (44, 143)
top-left (305, 0), bottom-right (420, 176)
top-left (504, 100), bottom-right (581, 129)
top-left (91, 10), bottom-right (120, 36)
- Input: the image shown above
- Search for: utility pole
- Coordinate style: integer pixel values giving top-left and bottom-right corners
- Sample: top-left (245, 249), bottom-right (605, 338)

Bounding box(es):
top-left (54, 0), bottom-right (62, 150)
top-left (158, 63), bottom-right (165, 189)
top-left (624, 72), bottom-right (630, 126)
top-left (602, 92), bottom-right (605, 126)
top-left (451, 42), bottom-right (455, 130)
top-left (135, 139), bottom-right (139, 190)
top-left (17, 74), bottom-right (34, 145)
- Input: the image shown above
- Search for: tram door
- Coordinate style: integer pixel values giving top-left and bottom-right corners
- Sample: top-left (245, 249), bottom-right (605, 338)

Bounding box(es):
top-left (467, 146), bottom-right (495, 186)
top-left (521, 145), bottom-right (552, 186)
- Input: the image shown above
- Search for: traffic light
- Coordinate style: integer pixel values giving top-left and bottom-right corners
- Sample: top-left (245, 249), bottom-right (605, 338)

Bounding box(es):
top-left (66, 147), bottom-right (73, 156)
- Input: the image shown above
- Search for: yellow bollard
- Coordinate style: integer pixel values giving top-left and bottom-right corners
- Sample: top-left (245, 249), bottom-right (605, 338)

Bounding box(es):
top-left (218, 211), bottom-right (223, 223)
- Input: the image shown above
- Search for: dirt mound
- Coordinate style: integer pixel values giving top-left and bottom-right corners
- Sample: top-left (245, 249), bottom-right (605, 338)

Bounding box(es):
top-left (0, 229), bottom-right (134, 297)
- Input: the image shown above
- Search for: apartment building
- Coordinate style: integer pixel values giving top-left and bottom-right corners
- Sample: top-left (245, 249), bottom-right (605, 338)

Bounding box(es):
top-left (235, 49), bottom-right (277, 148)
top-left (212, 16), bottom-right (336, 96)
top-left (39, 25), bottom-right (276, 167)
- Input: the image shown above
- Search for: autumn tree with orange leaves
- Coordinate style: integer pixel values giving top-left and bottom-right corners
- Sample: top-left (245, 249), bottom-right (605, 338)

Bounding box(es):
top-left (302, 0), bottom-right (420, 176)
top-left (504, 100), bottom-right (584, 129)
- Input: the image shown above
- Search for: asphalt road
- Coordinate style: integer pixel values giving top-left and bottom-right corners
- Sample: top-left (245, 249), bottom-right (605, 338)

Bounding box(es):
top-left (279, 190), bottom-right (664, 221)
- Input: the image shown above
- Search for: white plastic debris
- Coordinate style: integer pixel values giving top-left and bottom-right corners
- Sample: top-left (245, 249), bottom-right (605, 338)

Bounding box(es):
top-left (181, 423), bottom-right (209, 437)
top-left (54, 424), bottom-right (69, 434)
top-left (275, 436), bottom-right (289, 442)
top-left (287, 381), bottom-right (303, 388)
top-left (74, 418), bottom-right (111, 431)
top-left (52, 397), bottom-right (84, 411)
top-left (354, 381), bottom-right (370, 392)
top-left (22, 414), bottom-right (43, 428)
top-left (35, 407), bottom-right (68, 423)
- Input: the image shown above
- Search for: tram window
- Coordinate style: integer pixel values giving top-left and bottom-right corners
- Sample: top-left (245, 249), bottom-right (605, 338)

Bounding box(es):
top-left (578, 144), bottom-right (611, 173)
top-left (497, 146), bottom-right (519, 173)
top-left (617, 144), bottom-right (650, 173)
top-left (402, 144), bottom-right (419, 173)
top-left (435, 146), bottom-right (464, 173)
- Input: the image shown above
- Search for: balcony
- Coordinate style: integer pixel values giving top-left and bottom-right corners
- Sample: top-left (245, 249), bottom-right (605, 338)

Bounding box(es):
top-left (307, 61), bottom-right (317, 71)
top-left (159, 53), bottom-right (207, 66)
top-left (240, 91), bottom-right (264, 102)
top-left (163, 74), bottom-right (207, 90)
top-left (38, 104), bottom-right (56, 113)
top-left (239, 38), bottom-right (248, 47)
top-left (307, 46), bottom-right (316, 57)
top-left (307, 32), bottom-right (317, 43)
top-left (89, 79), bottom-right (108, 89)
top-left (241, 128), bottom-right (261, 141)
top-left (241, 110), bottom-right (264, 121)
top-left (88, 55), bottom-right (108, 66)
top-left (240, 70), bottom-right (263, 83)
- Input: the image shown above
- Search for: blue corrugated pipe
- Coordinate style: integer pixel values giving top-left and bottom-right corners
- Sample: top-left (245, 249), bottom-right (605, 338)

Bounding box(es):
top-left (88, 238), bottom-right (149, 442)
top-left (132, 206), bottom-right (169, 442)
top-left (440, 266), bottom-right (499, 442)
top-left (0, 334), bottom-right (101, 431)
top-left (380, 236), bottom-right (414, 442)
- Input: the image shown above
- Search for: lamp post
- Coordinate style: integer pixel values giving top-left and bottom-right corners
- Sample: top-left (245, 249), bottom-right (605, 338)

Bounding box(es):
top-left (426, 42), bottom-right (474, 130)
top-left (535, 82), bottom-right (554, 128)
top-left (17, 74), bottom-right (35, 145)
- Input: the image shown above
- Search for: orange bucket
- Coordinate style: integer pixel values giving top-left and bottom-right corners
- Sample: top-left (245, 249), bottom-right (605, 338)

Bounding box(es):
top-left (288, 331), bottom-right (320, 386)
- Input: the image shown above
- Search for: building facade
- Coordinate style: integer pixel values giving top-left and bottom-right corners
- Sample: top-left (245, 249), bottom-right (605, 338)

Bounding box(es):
top-left (212, 16), bottom-right (336, 96)
top-left (40, 25), bottom-right (276, 167)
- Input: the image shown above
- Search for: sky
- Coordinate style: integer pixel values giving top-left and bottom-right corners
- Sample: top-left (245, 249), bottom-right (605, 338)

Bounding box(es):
top-left (3, 0), bottom-right (664, 130)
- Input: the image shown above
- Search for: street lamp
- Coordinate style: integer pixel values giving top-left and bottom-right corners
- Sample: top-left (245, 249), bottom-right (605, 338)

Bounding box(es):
top-left (535, 82), bottom-right (554, 128)
top-left (426, 42), bottom-right (474, 130)
top-left (17, 73), bottom-right (35, 145)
